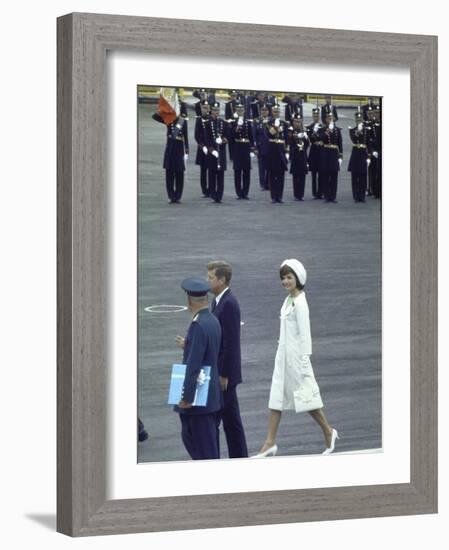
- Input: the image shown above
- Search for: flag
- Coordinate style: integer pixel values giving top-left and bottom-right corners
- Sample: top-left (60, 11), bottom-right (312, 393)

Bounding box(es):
top-left (158, 87), bottom-right (180, 125)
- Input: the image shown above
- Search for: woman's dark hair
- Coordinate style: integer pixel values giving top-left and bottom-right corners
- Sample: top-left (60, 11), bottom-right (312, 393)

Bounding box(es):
top-left (280, 265), bottom-right (304, 290)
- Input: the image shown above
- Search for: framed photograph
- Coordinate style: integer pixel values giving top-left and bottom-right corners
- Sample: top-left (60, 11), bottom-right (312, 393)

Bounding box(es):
top-left (57, 13), bottom-right (437, 536)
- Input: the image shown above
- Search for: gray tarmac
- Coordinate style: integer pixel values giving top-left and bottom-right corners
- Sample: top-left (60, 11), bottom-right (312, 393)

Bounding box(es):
top-left (137, 101), bottom-right (382, 463)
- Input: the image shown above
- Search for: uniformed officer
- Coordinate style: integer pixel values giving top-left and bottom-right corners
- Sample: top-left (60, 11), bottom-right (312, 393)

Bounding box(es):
top-left (194, 101), bottom-right (211, 197)
top-left (229, 102), bottom-right (256, 199)
top-left (265, 104), bottom-right (289, 203)
top-left (362, 97), bottom-right (380, 122)
top-left (225, 90), bottom-right (240, 122)
top-left (288, 114), bottom-right (309, 201)
top-left (225, 90), bottom-right (239, 162)
top-left (321, 95), bottom-right (339, 124)
top-left (152, 110), bottom-right (189, 203)
top-left (205, 103), bottom-right (229, 203)
top-left (306, 107), bottom-right (324, 199)
top-left (318, 112), bottom-right (343, 203)
top-left (175, 277), bottom-right (222, 460)
top-left (367, 104), bottom-right (382, 198)
top-left (251, 91), bottom-right (271, 119)
top-left (348, 111), bottom-right (370, 202)
top-left (253, 104), bottom-right (271, 190)
top-left (284, 94), bottom-right (304, 123)
top-left (194, 89), bottom-right (209, 117)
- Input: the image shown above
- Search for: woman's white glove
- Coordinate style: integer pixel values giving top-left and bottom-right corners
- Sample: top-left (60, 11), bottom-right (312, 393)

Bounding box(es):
top-left (202, 146), bottom-right (208, 155)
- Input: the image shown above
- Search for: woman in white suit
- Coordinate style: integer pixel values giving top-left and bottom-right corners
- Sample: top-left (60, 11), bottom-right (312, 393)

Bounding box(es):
top-left (253, 259), bottom-right (338, 457)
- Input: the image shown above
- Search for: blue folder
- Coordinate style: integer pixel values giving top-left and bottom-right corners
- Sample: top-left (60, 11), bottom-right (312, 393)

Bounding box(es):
top-left (167, 364), bottom-right (211, 406)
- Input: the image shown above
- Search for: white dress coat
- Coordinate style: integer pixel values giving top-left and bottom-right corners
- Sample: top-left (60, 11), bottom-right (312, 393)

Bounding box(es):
top-left (268, 292), bottom-right (322, 411)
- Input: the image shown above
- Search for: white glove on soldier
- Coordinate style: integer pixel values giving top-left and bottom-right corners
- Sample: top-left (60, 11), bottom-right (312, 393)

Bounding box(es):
top-left (216, 137), bottom-right (223, 145)
top-left (274, 118), bottom-right (280, 128)
top-left (184, 154), bottom-right (189, 161)
top-left (202, 146), bottom-right (208, 155)
top-left (373, 151), bottom-right (379, 158)
top-left (212, 151), bottom-right (219, 158)
top-left (338, 158), bottom-right (342, 166)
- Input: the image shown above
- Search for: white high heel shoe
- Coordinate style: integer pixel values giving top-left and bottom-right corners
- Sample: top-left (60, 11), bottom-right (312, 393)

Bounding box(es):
top-left (322, 429), bottom-right (339, 455)
top-left (251, 444), bottom-right (278, 458)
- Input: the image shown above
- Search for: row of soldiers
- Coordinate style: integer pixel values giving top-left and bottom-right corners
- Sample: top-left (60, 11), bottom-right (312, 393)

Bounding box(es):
top-left (152, 90), bottom-right (382, 204)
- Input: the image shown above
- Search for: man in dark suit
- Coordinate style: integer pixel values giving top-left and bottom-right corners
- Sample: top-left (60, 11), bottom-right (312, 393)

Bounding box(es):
top-left (207, 261), bottom-right (248, 458)
top-left (174, 277), bottom-right (223, 460)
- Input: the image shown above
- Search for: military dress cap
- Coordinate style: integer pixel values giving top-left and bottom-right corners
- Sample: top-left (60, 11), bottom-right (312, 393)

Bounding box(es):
top-left (181, 277), bottom-right (211, 297)
top-left (281, 258), bottom-right (307, 286)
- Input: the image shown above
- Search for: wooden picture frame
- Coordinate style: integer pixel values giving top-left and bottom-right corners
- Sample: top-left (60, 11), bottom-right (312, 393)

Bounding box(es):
top-left (57, 12), bottom-right (437, 536)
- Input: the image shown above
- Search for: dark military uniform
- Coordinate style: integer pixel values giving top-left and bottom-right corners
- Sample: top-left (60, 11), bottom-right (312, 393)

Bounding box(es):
top-left (348, 113), bottom-right (370, 202)
top-left (194, 113), bottom-right (210, 197)
top-left (229, 112), bottom-right (256, 199)
top-left (265, 115), bottom-right (289, 203)
top-left (175, 278), bottom-right (223, 460)
top-left (225, 97), bottom-right (239, 161)
top-left (205, 110), bottom-right (229, 203)
top-left (152, 113), bottom-right (189, 203)
top-left (284, 99), bottom-right (304, 123)
top-left (318, 123), bottom-right (343, 203)
top-left (367, 106), bottom-right (382, 198)
top-left (253, 109), bottom-right (270, 190)
top-left (288, 122), bottom-right (309, 200)
top-left (321, 103), bottom-right (339, 124)
top-left (362, 100), bottom-right (379, 122)
top-left (306, 111), bottom-right (324, 198)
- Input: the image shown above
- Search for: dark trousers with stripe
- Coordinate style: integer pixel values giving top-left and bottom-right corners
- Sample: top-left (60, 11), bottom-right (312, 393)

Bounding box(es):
top-left (351, 173), bottom-right (367, 202)
top-left (311, 170), bottom-right (323, 198)
top-left (165, 170), bottom-right (184, 202)
top-left (322, 172), bottom-right (339, 202)
top-left (180, 413), bottom-right (220, 460)
top-left (292, 173), bottom-right (306, 200)
top-left (219, 385), bottom-right (248, 458)
top-left (258, 156), bottom-right (269, 189)
top-left (269, 171), bottom-right (285, 202)
top-left (234, 170), bottom-right (251, 198)
top-left (200, 166), bottom-right (209, 196)
top-left (209, 170), bottom-right (225, 202)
